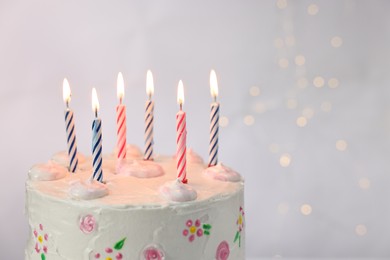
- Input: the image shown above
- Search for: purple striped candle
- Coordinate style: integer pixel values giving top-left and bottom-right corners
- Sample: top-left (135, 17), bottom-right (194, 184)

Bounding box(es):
top-left (116, 72), bottom-right (126, 160)
top-left (144, 70), bottom-right (154, 160)
top-left (62, 78), bottom-right (78, 173)
top-left (208, 70), bottom-right (219, 167)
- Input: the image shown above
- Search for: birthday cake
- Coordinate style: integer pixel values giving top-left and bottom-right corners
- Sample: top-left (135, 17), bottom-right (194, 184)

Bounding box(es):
top-left (25, 147), bottom-right (245, 260)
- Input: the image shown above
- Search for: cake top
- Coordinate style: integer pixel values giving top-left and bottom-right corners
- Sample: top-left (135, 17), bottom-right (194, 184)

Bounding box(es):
top-left (27, 147), bottom-right (244, 208)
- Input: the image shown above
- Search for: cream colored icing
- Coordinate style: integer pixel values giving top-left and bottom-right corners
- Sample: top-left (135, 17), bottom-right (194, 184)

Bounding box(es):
top-left (28, 161), bottom-right (67, 181)
top-left (112, 144), bottom-right (143, 159)
top-left (159, 178), bottom-right (197, 202)
top-left (187, 148), bottom-right (204, 164)
top-left (203, 162), bottom-right (242, 182)
top-left (116, 159), bottom-right (164, 178)
top-left (25, 152), bottom-right (245, 260)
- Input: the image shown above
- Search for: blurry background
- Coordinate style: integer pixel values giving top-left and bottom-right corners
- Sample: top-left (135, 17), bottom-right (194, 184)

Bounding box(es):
top-left (1, 0), bottom-right (390, 258)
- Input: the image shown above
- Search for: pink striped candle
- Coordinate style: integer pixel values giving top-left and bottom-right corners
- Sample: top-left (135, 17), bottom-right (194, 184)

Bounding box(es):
top-left (116, 72), bottom-right (126, 160)
top-left (208, 70), bottom-right (219, 167)
top-left (176, 80), bottom-right (187, 183)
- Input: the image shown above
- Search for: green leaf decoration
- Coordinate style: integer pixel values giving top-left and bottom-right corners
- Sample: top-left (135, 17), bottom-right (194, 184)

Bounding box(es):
top-left (114, 237), bottom-right (126, 250)
top-left (41, 253), bottom-right (46, 260)
top-left (204, 230), bottom-right (210, 235)
top-left (234, 231), bottom-right (239, 243)
top-left (202, 224), bottom-right (211, 230)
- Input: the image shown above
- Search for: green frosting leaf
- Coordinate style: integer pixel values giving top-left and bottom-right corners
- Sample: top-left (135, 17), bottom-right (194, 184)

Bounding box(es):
top-left (41, 253), bottom-right (46, 260)
top-left (114, 237), bottom-right (126, 250)
top-left (234, 231), bottom-right (239, 243)
top-left (203, 224), bottom-right (211, 230)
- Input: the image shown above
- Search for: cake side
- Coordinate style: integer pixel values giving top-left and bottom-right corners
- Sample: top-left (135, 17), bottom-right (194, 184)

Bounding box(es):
top-left (25, 152), bottom-right (245, 260)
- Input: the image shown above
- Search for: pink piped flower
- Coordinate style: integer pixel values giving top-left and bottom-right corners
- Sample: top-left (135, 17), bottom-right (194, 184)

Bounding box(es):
top-left (33, 224), bottom-right (49, 257)
top-left (182, 218), bottom-right (211, 242)
top-left (79, 214), bottom-right (96, 234)
top-left (142, 245), bottom-right (165, 260)
top-left (216, 241), bottom-right (230, 260)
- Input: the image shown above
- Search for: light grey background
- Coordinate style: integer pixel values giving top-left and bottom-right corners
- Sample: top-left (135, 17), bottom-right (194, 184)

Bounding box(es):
top-left (1, 0), bottom-right (390, 258)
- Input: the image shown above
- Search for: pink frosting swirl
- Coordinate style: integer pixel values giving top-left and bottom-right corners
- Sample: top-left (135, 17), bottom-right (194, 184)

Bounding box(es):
top-left (142, 245), bottom-right (165, 260)
top-left (79, 214), bottom-right (96, 234)
top-left (216, 241), bottom-right (230, 260)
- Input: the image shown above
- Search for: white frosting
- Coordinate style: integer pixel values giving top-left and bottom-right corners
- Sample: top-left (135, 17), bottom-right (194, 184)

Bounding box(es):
top-left (68, 179), bottom-right (109, 200)
top-left (28, 161), bottom-right (67, 181)
top-left (159, 179), bottom-right (197, 202)
top-left (187, 148), bottom-right (204, 164)
top-left (51, 151), bottom-right (90, 171)
top-left (25, 152), bottom-right (245, 260)
top-left (204, 163), bottom-right (242, 182)
top-left (116, 159), bottom-right (164, 178)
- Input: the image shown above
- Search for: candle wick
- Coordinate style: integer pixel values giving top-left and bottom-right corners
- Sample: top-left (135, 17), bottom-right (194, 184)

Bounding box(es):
top-left (66, 100), bottom-right (70, 109)
top-left (149, 94), bottom-right (152, 100)
top-left (95, 109), bottom-right (98, 118)
top-left (214, 96), bottom-right (217, 103)
top-left (119, 97), bottom-right (122, 105)
top-left (180, 103), bottom-right (183, 111)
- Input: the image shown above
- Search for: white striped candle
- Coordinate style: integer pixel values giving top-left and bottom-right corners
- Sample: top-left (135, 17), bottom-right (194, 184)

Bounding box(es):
top-left (176, 80), bottom-right (187, 183)
top-left (116, 72), bottom-right (127, 160)
top-left (208, 70), bottom-right (219, 167)
top-left (144, 70), bottom-right (154, 160)
top-left (91, 88), bottom-right (103, 182)
top-left (62, 79), bottom-right (78, 173)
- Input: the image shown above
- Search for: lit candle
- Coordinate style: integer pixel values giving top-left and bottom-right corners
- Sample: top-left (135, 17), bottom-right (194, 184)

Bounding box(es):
top-left (144, 70), bottom-right (154, 160)
top-left (62, 78), bottom-right (78, 173)
top-left (176, 80), bottom-right (187, 183)
top-left (116, 72), bottom-right (126, 160)
top-left (91, 88), bottom-right (103, 182)
top-left (208, 70), bottom-right (219, 167)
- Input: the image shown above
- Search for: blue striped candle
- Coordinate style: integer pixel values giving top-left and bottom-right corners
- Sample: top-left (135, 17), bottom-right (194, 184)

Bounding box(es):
top-left (63, 79), bottom-right (78, 173)
top-left (91, 88), bottom-right (103, 182)
top-left (144, 70), bottom-right (154, 160)
top-left (208, 70), bottom-right (219, 167)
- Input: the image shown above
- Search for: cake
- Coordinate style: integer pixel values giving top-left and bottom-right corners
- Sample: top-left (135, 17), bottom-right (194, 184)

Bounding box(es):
top-left (25, 147), bottom-right (245, 260)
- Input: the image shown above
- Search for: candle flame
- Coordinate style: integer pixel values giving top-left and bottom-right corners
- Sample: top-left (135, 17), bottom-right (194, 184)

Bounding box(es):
top-left (177, 80), bottom-right (185, 106)
top-left (210, 70), bottom-right (218, 99)
top-left (92, 88), bottom-right (100, 114)
top-left (146, 70), bottom-right (154, 97)
top-left (62, 78), bottom-right (71, 104)
top-left (117, 72), bottom-right (125, 101)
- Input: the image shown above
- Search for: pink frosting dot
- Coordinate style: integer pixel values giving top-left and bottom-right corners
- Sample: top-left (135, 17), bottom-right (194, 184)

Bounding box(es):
top-left (35, 243), bottom-right (40, 253)
top-left (195, 219), bottom-right (201, 227)
top-left (186, 220), bottom-right (193, 227)
top-left (189, 234), bottom-right (195, 242)
top-left (143, 245), bottom-right (165, 260)
top-left (94, 253), bottom-right (101, 259)
top-left (216, 241), bottom-right (230, 260)
top-left (105, 248), bottom-right (113, 253)
top-left (43, 246), bottom-right (48, 254)
top-left (116, 252), bottom-right (123, 259)
top-left (197, 229), bottom-right (203, 237)
top-left (44, 234), bottom-right (48, 241)
top-left (183, 229), bottom-right (189, 236)
top-left (39, 224), bottom-right (43, 231)
top-left (33, 230), bottom-right (38, 237)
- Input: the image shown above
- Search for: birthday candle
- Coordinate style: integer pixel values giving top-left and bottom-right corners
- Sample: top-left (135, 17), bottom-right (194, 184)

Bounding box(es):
top-left (144, 70), bottom-right (154, 160)
top-left (176, 80), bottom-right (187, 183)
top-left (62, 79), bottom-right (78, 173)
top-left (91, 88), bottom-right (103, 182)
top-left (208, 70), bottom-right (219, 167)
top-left (116, 72), bottom-right (127, 160)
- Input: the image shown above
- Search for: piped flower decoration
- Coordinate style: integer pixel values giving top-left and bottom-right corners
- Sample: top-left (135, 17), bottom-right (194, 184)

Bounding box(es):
top-left (79, 214), bottom-right (96, 234)
top-left (93, 237), bottom-right (126, 259)
top-left (216, 241), bottom-right (230, 260)
top-left (182, 219), bottom-right (211, 242)
top-left (33, 224), bottom-right (48, 260)
top-left (141, 244), bottom-right (165, 260)
top-left (234, 206), bottom-right (245, 247)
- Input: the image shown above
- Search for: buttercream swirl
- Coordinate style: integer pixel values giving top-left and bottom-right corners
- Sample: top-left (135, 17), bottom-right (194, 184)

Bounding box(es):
top-left (204, 163), bottom-right (242, 182)
top-left (159, 179), bottom-right (197, 202)
top-left (28, 161), bottom-right (67, 181)
top-left (68, 179), bottom-right (108, 200)
top-left (116, 159), bottom-right (164, 178)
